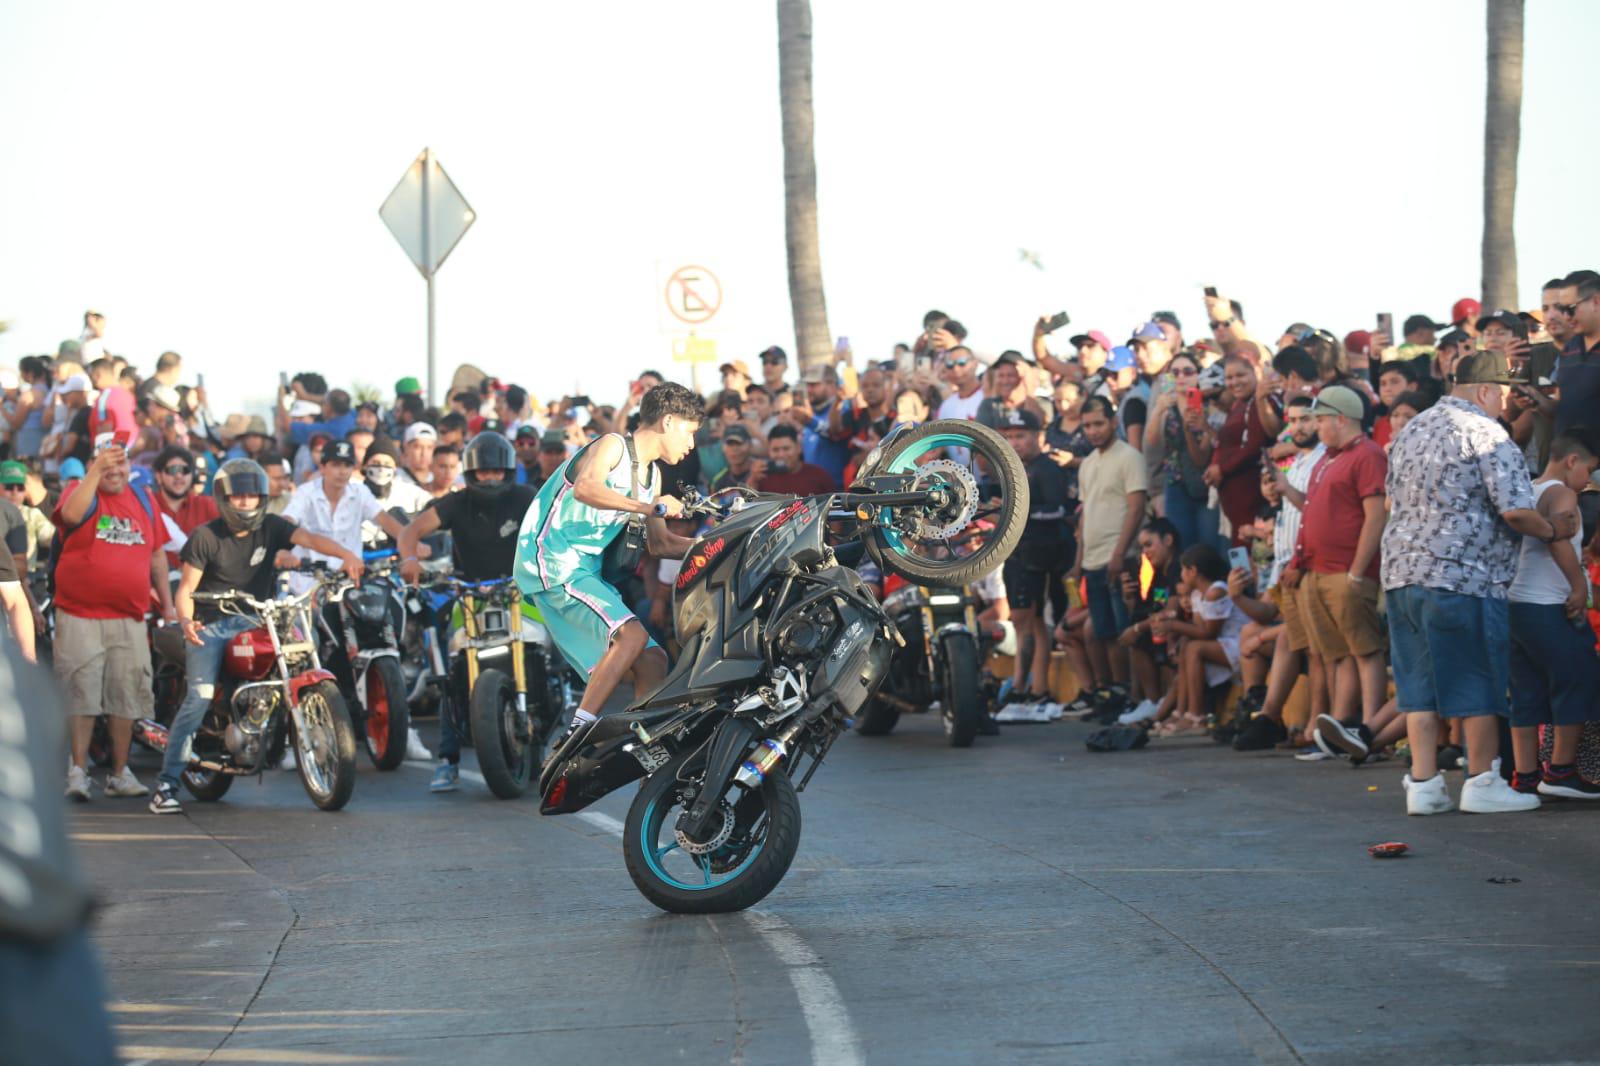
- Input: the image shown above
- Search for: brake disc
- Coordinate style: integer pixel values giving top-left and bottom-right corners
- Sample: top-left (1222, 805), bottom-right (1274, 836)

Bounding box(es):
top-left (675, 800), bottom-right (734, 856)
top-left (904, 458), bottom-right (979, 541)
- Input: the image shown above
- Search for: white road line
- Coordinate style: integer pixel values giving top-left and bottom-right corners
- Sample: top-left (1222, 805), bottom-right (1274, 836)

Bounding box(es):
top-left (575, 807), bottom-right (862, 1066)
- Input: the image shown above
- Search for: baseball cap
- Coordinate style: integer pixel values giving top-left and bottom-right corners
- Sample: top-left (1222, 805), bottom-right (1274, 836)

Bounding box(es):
top-left (149, 383), bottom-right (182, 413)
top-left (1001, 407), bottom-right (1042, 431)
top-left (395, 376), bottom-right (422, 396)
top-left (321, 439), bottom-right (356, 465)
top-left (760, 346), bottom-right (789, 365)
top-left (61, 373), bottom-right (90, 393)
top-left (60, 457), bottom-right (86, 481)
top-left (0, 460), bottom-right (27, 486)
top-left (1068, 330), bottom-right (1113, 351)
top-left (539, 429), bottom-right (567, 451)
top-left (1128, 322), bottom-right (1166, 345)
top-left (403, 422), bottom-right (437, 444)
top-left (1403, 314), bottom-right (1443, 335)
top-left (1344, 330), bottom-right (1373, 357)
top-left (1309, 385), bottom-right (1364, 421)
top-left (722, 423), bottom-right (753, 444)
top-left (1475, 308), bottom-right (1529, 341)
top-left (801, 365), bottom-right (837, 385)
top-left (1438, 329), bottom-right (1471, 351)
top-left (1453, 351), bottom-right (1518, 386)
top-left (1197, 362), bottom-right (1226, 392)
top-left (1450, 298), bottom-right (1481, 327)
top-left (514, 423), bottom-right (540, 442)
top-left (1105, 346), bottom-right (1136, 372)
top-left (719, 359), bottom-right (752, 378)
top-left (992, 350), bottom-right (1031, 368)
top-left (1151, 311), bottom-right (1182, 331)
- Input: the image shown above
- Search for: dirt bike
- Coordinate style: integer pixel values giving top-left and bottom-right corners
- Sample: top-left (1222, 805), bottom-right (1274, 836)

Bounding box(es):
top-left (428, 574), bottom-right (573, 799)
top-left (153, 566), bottom-right (360, 811)
top-left (538, 419), bottom-right (1027, 913)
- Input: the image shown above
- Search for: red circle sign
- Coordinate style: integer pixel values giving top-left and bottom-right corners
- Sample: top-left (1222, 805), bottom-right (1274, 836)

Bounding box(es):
top-left (664, 265), bottom-right (722, 326)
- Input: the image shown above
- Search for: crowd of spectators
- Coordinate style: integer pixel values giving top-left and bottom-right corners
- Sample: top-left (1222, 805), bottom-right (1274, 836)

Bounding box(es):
top-left (6, 273), bottom-right (1600, 814)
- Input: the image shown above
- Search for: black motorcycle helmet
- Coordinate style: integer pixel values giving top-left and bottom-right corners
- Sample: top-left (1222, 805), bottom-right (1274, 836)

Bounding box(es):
top-left (213, 458), bottom-right (270, 533)
top-left (462, 431), bottom-right (515, 498)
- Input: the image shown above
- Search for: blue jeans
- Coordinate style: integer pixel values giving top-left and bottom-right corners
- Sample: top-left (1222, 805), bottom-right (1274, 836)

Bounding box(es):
top-left (1387, 585), bottom-right (1509, 719)
top-left (1163, 483), bottom-right (1205, 554)
top-left (1084, 567), bottom-right (1132, 643)
top-left (161, 616), bottom-right (254, 788)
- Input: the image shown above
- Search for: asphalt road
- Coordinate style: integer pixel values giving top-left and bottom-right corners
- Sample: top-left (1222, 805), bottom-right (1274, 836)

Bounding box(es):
top-left (74, 710), bottom-right (1600, 1066)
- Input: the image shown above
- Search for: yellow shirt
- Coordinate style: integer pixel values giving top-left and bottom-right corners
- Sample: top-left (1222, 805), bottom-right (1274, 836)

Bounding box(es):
top-left (1078, 440), bottom-right (1148, 570)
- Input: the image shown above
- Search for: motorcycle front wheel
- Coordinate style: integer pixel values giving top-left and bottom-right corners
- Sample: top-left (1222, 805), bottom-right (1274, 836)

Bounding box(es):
top-left (469, 667), bottom-right (534, 799)
top-left (623, 752), bottom-right (802, 915)
top-left (293, 681), bottom-right (357, 811)
top-left (363, 657), bottom-right (410, 771)
top-left (863, 418), bottom-right (1028, 588)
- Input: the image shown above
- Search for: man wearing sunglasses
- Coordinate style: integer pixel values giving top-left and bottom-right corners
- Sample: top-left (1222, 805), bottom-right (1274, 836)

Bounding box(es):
top-left (1554, 269), bottom-right (1600, 439)
top-left (150, 445), bottom-right (218, 576)
top-left (0, 462), bottom-right (52, 573)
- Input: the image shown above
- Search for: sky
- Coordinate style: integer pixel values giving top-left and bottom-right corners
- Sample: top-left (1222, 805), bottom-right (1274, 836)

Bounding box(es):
top-left (2, 0), bottom-right (1597, 417)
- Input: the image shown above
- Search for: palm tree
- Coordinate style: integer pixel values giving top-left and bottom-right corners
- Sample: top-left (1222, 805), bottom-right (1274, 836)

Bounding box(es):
top-left (1482, 0), bottom-right (1523, 311)
top-left (777, 0), bottom-right (832, 376)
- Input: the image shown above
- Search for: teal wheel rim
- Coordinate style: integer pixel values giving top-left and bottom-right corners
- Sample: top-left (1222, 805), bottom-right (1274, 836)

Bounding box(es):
top-left (640, 795), bottom-right (765, 891)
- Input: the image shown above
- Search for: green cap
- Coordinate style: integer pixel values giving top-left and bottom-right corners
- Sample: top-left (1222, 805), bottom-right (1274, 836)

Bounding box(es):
top-left (0, 460), bottom-right (27, 486)
top-left (395, 376), bottom-right (422, 396)
top-left (1309, 385), bottom-right (1364, 422)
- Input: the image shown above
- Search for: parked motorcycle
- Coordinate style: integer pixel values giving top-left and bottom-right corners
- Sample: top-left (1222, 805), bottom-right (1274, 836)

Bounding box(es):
top-left (538, 419), bottom-right (1027, 913)
top-left (327, 549), bottom-right (412, 770)
top-left (854, 582), bottom-right (987, 746)
top-left (430, 574), bottom-right (573, 799)
top-left (161, 567), bottom-right (360, 811)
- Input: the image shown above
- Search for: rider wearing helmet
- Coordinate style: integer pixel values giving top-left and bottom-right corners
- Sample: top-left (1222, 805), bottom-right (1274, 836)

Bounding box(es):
top-left (397, 431), bottom-right (541, 792)
top-left (153, 459), bottom-right (364, 815)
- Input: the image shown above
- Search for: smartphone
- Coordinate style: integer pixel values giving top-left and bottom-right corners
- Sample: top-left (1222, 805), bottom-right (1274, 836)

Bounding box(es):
top-left (1227, 546), bottom-right (1250, 574)
top-left (1186, 388), bottom-right (1203, 411)
top-left (196, 372), bottom-right (206, 389)
top-left (1041, 311), bottom-right (1070, 334)
top-left (1376, 312), bottom-right (1394, 344)
top-left (570, 394), bottom-right (592, 407)
top-left (1203, 286), bottom-right (1218, 299)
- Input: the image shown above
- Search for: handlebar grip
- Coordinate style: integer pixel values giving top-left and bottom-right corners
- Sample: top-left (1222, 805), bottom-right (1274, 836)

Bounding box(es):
top-left (653, 503), bottom-right (669, 517)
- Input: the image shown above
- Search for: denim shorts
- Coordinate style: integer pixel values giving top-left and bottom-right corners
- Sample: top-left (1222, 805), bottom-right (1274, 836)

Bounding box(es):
top-left (1386, 585), bottom-right (1509, 718)
top-left (1508, 601), bottom-right (1600, 727)
top-left (1084, 567), bottom-right (1131, 643)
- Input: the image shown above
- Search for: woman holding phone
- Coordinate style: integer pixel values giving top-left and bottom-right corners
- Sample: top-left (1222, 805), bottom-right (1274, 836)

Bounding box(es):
top-left (1147, 353), bottom-right (1215, 552)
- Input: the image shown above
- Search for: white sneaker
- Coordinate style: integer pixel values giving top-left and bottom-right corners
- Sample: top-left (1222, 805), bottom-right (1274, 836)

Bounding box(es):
top-left (104, 767), bottom-right (149, 797)
top-left (995, 703), bottom-right (1033, 723)
top-left (406, 727), bottom-right (433, 762)
top-left (1031, 699), bottom-right (1063, 722)
top-left (279, 749), bottom-right (297, 771)
top-left (1460, 768), bottom-right (1541, 814)
top-left (65, 765), bottom-right (92, 802)
top-left (1404, 772), bottom-right (1455, 815)
top-left (1118, 699), bottom-right (1160, 725)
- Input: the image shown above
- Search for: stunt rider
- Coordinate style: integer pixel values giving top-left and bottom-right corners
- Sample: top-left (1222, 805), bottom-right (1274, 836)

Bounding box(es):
top-left (152, 459), bottom-right (363, 815)
top-left (397, 431), bottom-right (539, 793)
top-left (514, 384), bottom-right (700, 742)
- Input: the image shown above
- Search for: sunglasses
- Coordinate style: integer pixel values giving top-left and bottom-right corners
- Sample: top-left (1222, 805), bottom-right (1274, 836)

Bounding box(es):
top-left (0, 483), bottom-right (23, 492)
top-left (1544, 303), bottom-right (1577, 317)
top-left (1172, 366), bottom-right (1199, 377)
top-left (761, 356), bottom-right (786, 365)
top-left (1209, 318), bottom-right (1235, 330)
top-left (160, 464), bottom-right (193, 476)
top-left (947, 357), bottom-right (972, 368)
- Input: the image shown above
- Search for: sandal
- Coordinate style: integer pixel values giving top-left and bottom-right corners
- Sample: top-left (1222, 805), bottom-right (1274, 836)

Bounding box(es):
top-left (1159, 715), bottom-right (1208, 738)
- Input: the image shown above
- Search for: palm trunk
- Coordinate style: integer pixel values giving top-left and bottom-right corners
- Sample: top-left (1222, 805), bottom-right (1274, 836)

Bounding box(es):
top-left (777, 0), bottom-right (831, 377)
top-left (1482, 0), bottom-right (1523, 311)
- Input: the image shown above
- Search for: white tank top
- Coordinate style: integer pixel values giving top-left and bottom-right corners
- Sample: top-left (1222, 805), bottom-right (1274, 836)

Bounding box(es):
top-left (1508, 480), bottom-right (1585, 606)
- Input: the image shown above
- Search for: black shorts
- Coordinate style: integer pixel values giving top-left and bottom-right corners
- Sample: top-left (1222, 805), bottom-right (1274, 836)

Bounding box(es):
top-left (1003, 553), bottom-right (1066, 612)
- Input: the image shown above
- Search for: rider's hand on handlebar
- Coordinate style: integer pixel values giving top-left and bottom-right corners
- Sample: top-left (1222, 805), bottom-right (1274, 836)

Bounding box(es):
top-left (400, 557), bottom-right (422, 586)
top-left (653, 494), bottom-right (685, 519)
top-left (273, 549), bottom-right (299, 570)
top-left (341, 553), bottom-right (366, 585)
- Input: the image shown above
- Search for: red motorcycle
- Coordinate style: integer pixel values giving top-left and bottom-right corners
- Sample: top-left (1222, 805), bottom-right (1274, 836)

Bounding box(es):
top-left (162, 569), bottom-right (360, 811)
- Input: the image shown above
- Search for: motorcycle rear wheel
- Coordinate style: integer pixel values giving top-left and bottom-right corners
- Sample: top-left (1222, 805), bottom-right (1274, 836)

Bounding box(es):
top-left (623, 752), bottom-right (802, 915)
top-left (363, 657), bottom-right (410, 771)
top-left (864, 418), bottom-right (1028, 588)
top-left (181, 767), bottom-right (234, 802)
top-left (940, 631), bottom-right (983, 748)
top-left (470, 667), bottom-right (534, 799)
top-left (854, 699), bottom-right (900, 736)
top-left (293, 681), bottom-right (357, 811)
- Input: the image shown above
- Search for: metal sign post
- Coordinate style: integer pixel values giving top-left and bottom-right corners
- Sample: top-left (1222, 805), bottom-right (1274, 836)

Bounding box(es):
top-left (380, 148), bottom-right (475, 405)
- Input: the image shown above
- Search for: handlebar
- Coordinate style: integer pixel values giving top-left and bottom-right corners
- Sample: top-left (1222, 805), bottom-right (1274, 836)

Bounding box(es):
top-left (654, 485), bottom-right (762, 520)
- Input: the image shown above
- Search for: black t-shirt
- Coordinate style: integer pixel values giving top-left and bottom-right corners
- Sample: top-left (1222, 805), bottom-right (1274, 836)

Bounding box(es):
top-left (1131, 557), bottom-right (1183, 623)
top-left (426, 484), bottom-right (537, 581)
top-left (1017, 454), bottom-right (1073, 568)
top-left (181, 514), bottom-right (298, 619)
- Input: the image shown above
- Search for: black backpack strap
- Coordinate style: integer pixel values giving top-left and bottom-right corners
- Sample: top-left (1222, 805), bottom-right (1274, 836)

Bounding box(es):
top-left (620, 433), bottom-right (640, 502)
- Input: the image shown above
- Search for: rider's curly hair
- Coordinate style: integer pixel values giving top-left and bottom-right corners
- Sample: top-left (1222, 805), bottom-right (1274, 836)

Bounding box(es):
top-left (638, 382), bottom-right (705, 426)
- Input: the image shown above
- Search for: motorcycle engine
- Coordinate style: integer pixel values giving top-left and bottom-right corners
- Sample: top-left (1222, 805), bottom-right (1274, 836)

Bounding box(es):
top-left (775, 602), bottom-right (834, 662)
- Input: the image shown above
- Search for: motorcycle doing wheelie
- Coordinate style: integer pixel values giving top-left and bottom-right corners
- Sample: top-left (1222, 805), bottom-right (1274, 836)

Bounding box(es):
top-left (158, 566), bottom-right (361, 811)
top-left (539, 418), bottom-right (1028, 913)
top-left (324, 548), bottom-right (412, 770)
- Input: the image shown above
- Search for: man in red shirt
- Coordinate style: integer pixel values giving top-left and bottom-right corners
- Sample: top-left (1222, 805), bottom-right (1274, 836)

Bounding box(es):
top-left (151, 445), bottom-right (219, 574)
top-left (85, 358), bottom-right (138, 441)
top-left (54, 436), bottom-right (175, 802)
top-left (1282, 385), bottom-right (1388, 739)
top-left (754, 424), bottom-right (836, 496)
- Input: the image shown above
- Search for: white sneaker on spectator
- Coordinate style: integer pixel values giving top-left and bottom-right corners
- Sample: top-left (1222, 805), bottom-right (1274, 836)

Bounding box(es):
top-left (65, 765), bottom-right (92, 803)
top-left (1118, 700), bottom-right (1159, 725)
top-left (406, 727), bottom-right (433, 762)
top-left (104, 767), bottom-right (149, 797)
top-left (1030, 698), bottom-right (1063, 722)
top-left (1459, 768), bottom-right (1540, 813)
top-left (279, 749), bottom-right (297, 771)
top-left (995, 702), bottom-right (1034, 723)
top-left (1404, 772), bottom-right (1454, 815)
